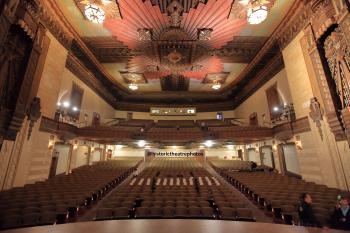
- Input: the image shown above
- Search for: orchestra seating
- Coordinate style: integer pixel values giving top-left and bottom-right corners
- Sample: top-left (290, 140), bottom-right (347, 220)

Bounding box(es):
top-left (209, 159), bottom-right (252, 171)
top-left (93, 158), bottom-right (255, 221)
top-left (0, 159), bottom-right (142, 230)
top-left (212, 160), bottom-right (350, 226)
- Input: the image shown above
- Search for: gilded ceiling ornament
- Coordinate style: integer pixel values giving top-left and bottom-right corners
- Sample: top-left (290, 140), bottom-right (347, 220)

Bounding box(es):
top-left (191, 65), bottom-right (203, 71)
top-left (167, 0), bottom-right (183, 27)
top-left (137, 29), bottom-right (152, 41)
top-left (146, 65), bottom-right (159, 72)
top-left (198, 28), bottom-right (213, 41)
top-left (166, 50), bottom-right (183, 64)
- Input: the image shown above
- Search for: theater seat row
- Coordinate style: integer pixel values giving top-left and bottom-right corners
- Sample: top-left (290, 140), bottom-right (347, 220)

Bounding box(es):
top-left (92, 158), bottom-right (256, 222)
top-left (0, 158), bottom-right (142, 230)
top-left (211, 159), bottom-right (350, 226)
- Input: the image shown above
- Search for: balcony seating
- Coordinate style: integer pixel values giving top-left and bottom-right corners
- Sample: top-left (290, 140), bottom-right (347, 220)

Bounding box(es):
top-left (156, 120), bottom-right (195, 128)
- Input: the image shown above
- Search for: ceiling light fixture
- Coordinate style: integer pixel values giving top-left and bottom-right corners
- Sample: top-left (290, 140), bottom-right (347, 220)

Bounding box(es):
top-left (85, 4), bottom-right (105, 24)
top-left (238, 0), bottom-right (250, 5)
top-left (204, 140), bottom-right (214, 148)
top-left (137, 140), bottom-right (146, 147)
top-left (246, 0), bottom-right (269, 25)
top-left (212, 81), bottom-right (221, 90)
top-left (63, 101), bottom-right (70, 108)
top-left (128, 83), bottom-right (139, 91)
top-left (101, 0), bottom-right (112, 5)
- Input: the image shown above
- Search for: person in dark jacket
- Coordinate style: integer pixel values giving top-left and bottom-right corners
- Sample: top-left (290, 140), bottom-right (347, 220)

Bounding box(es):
top-left (330, 196), bottom-right (350, 230)
top-left (297, 193), bottom-right (320, 227)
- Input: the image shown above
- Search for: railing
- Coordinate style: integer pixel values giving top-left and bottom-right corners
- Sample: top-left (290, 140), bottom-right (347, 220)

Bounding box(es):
top-left (40, 116), bottom-right (273, 141)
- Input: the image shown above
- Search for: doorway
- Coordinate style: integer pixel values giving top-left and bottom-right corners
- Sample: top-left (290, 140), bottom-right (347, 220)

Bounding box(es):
top-left (261, 146), bottom-right (275, 168)
top-left (247, 149), bottom-right (261, 165)
top-left (48, 153), bottom-right (58, 179)
top-left (281, 143), bottom-right (301, 175)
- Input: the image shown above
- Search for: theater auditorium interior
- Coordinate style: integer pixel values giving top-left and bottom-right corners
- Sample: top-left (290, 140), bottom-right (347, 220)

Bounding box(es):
top-left (1, 0), bottom-right (350, 232)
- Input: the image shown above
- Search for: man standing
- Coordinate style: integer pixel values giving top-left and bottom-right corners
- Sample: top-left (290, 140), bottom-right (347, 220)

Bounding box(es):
top-left (297, 193), bottom-right (320, 227)
top-left (331, 196), bottom-right (350, 230)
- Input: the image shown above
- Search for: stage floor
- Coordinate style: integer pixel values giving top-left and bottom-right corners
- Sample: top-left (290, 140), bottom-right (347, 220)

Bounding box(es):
top-left (1, 220), bottom-right (348, 233)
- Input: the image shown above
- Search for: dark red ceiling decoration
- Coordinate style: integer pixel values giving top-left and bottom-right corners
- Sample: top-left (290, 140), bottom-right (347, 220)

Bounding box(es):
top-left (104, 0), bottom-right (247, 49)
top-left (104, 0), bottom-right (170, 49)
top-left (103, 0), bottom-right (245, 82)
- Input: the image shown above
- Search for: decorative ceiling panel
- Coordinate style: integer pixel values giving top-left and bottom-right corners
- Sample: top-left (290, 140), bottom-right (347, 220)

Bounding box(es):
top-left (103, 0), bottom-right (246, 50)
top-left (54, 0), bottom-right (296, 106)
top-left (103, 0), bottom-right (170, 49)
top-left (150, 0), bottom-right (208, 14)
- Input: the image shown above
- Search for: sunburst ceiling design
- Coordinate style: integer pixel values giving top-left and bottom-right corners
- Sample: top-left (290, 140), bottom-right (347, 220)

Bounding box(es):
top-left (101, 0), bottom-right (249, 90)
top-left (56, 0), bottom-right (295, 106)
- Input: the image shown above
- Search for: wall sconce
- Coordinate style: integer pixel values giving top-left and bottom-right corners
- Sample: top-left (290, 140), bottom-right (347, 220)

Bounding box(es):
top-left (73, 140), bottom-right (78, 150)
top-left (48, 135), bottom-right (55, 149)
top-left (91, 145), bottom-right (95, 152)
top-left (272, 140), bottom-right (277, 151)
top-left (295, 136), bottom-right (302, 150)
top-left (255, 143), bottom-right (259, 152)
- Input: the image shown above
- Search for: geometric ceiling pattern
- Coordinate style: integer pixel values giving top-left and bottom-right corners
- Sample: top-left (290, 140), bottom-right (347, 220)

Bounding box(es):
top-left (57, 0), bottom-right (295, 105)
top-left (102, 0), bottom-right (247, 90)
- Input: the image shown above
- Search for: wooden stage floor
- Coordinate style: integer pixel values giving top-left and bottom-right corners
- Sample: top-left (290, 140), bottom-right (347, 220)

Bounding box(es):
top-left (1, 220), bottom-right (348, 233)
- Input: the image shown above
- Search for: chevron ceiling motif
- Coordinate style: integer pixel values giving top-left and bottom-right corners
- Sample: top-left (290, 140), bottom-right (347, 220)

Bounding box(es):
top-left (104, 0), bottom-right (246, 49)
top-left (100, 0), bottom-right (248, 90)
top-left (57, 0), bottom-right (295, 106)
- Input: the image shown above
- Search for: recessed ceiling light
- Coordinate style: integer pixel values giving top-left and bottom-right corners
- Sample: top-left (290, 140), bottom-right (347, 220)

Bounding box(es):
top-left (137, 140), bottom-right (146, 147)
top-left (128, 83), bottom-right (138, 91)
top-left (238, 0), bottom-right (249, 5)
top-left (212, 82), bottom-right (221, 90)
top-left (102, 0), bottom-right (112, 5)
top-left (204, 140), bottom-right (214, 148)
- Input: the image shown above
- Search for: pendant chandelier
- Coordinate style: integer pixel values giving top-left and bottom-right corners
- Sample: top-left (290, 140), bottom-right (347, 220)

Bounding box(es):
top-left (247, 3), bottom-right (268, 24)
top-left (81, 0), bottom-right (112, 24)
top-left (84, 3), bottom-right (105, 23)
top-left (239, 0), bottom-right (274, 25)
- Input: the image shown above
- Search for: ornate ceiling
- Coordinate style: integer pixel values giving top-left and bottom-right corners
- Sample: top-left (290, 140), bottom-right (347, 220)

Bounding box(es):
top-left (56, 0), bottom-right (296, 109)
